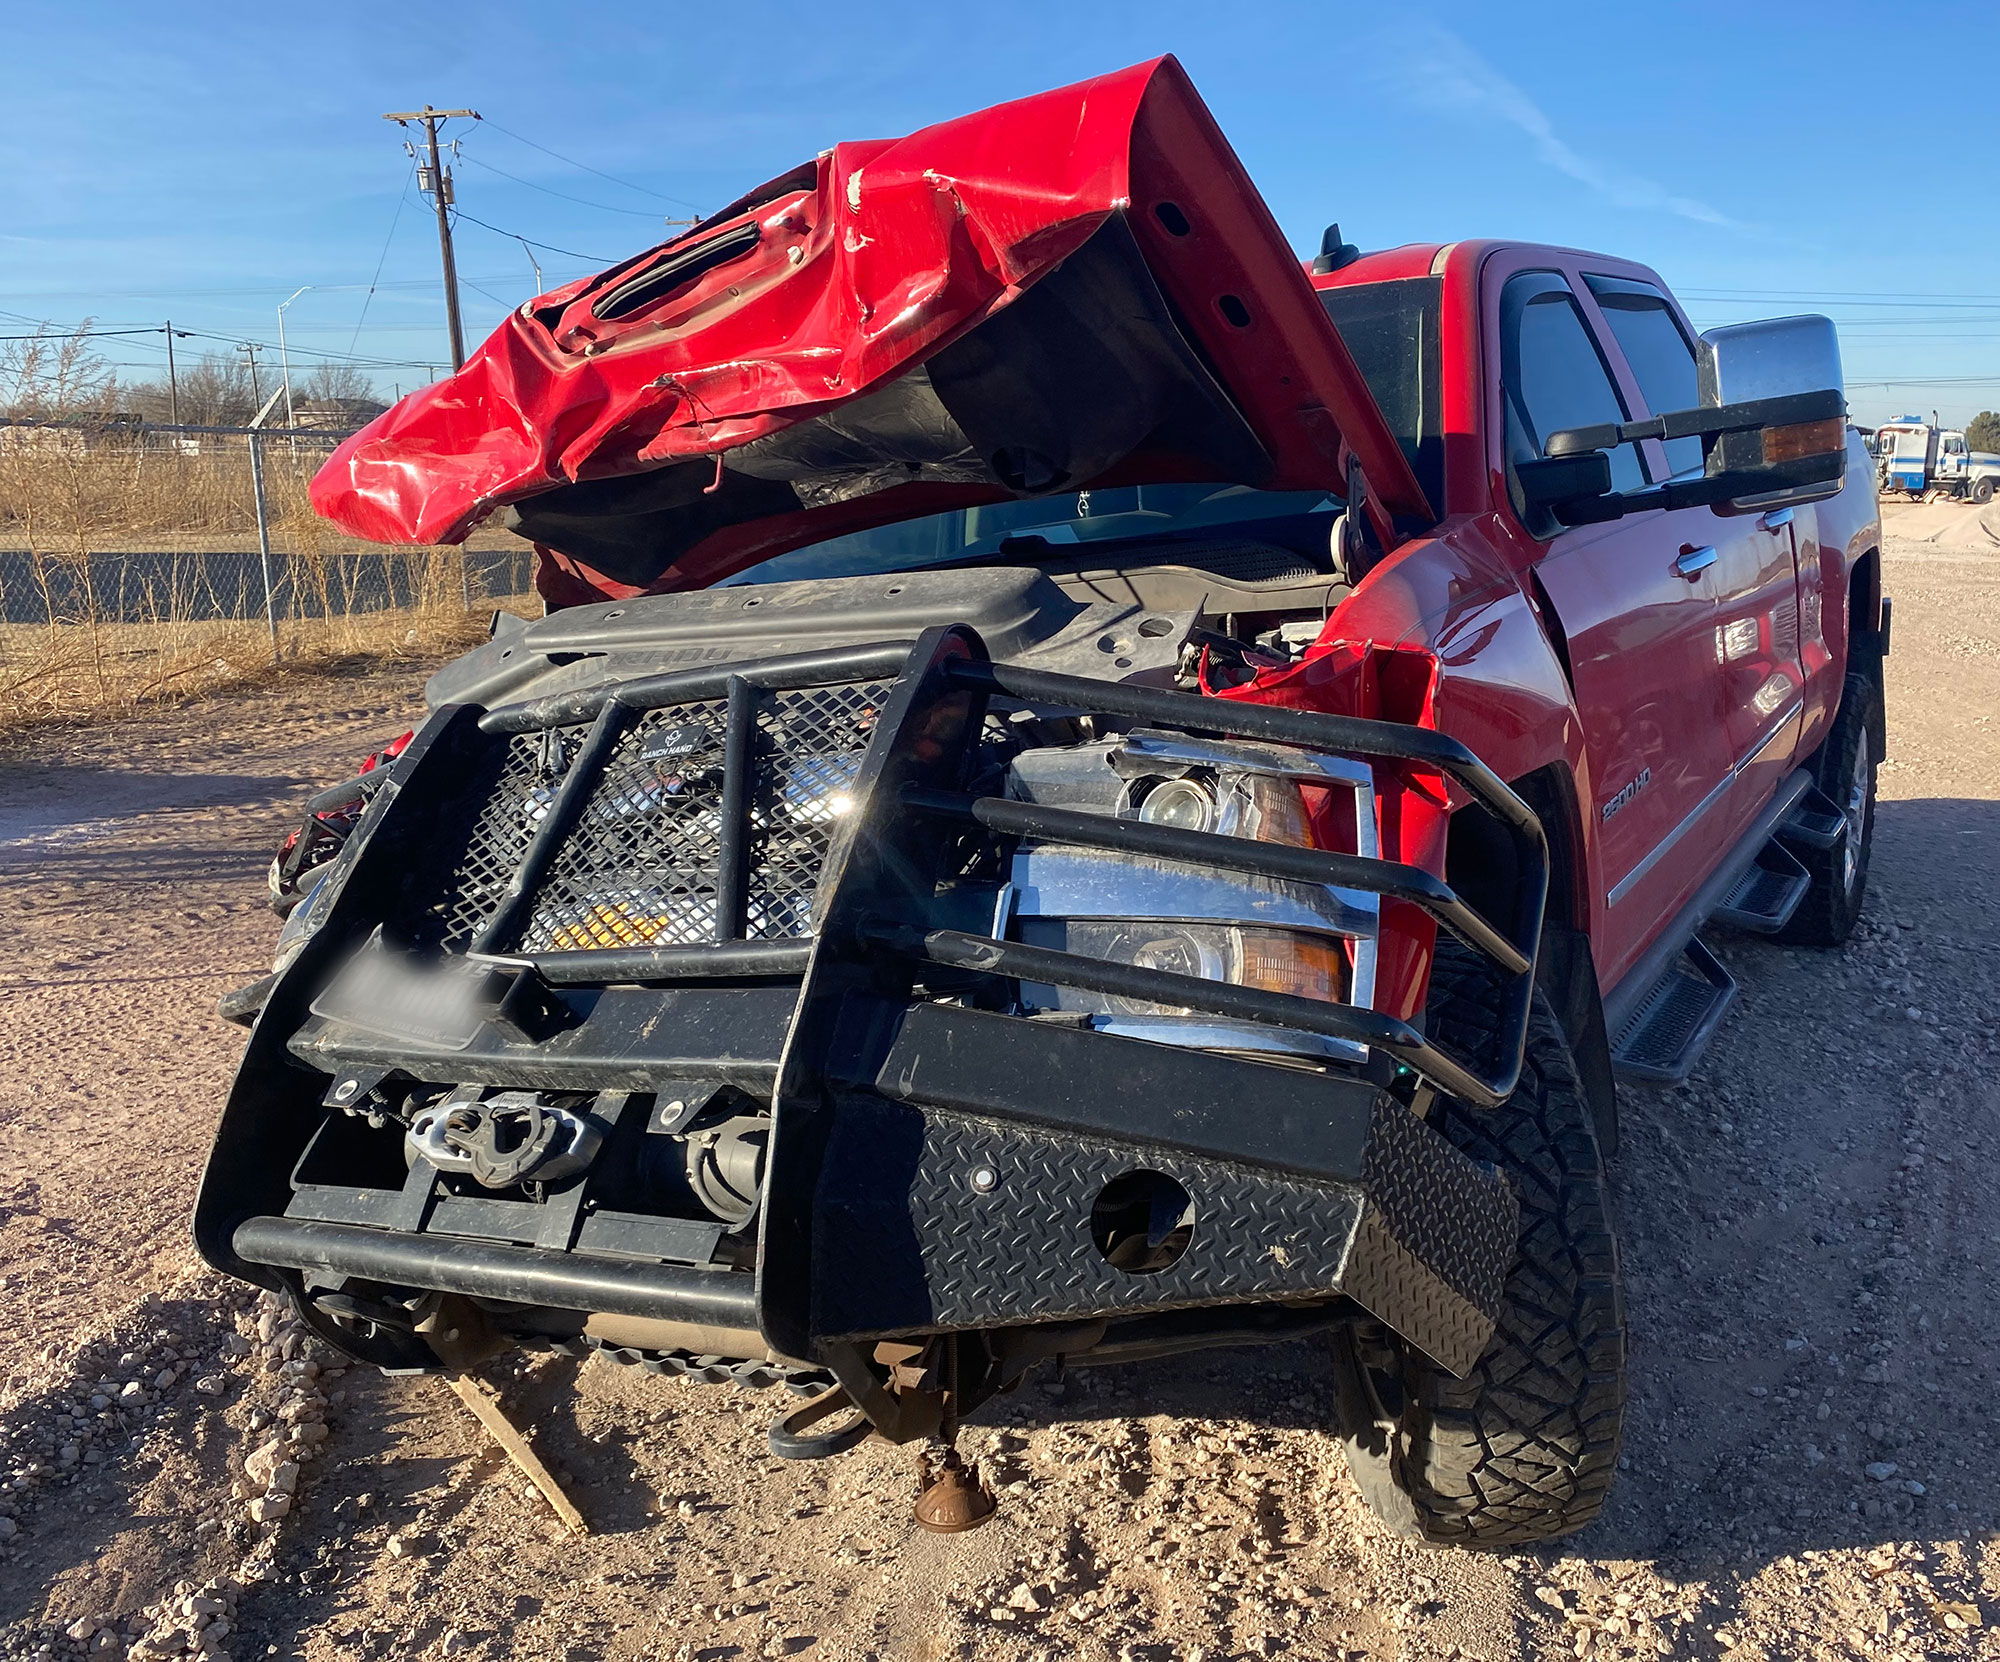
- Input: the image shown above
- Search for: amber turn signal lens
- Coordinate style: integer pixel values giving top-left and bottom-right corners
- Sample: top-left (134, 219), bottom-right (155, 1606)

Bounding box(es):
top-left (1231, 771), bottom-right (1314, 846)
top-left (1761, 417), bottom-right (1844, 465)
top-left (1233, 929), bottom-right (1349, 1003)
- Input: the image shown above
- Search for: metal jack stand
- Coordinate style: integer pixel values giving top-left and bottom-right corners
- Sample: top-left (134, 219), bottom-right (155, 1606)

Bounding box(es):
top-left (913, 1446), bottom-right (996, 1533)
top-left (912, 1341), bottom-right (995, 1534)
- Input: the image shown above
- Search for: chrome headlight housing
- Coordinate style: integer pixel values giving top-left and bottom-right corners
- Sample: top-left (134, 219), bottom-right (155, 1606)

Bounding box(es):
top-left (1002, 732), bottom-right (1382, 1061)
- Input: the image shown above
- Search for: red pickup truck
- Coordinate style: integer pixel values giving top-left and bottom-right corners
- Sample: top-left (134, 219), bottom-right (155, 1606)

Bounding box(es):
top-left (200, 57), bottom-right (1884, 1548)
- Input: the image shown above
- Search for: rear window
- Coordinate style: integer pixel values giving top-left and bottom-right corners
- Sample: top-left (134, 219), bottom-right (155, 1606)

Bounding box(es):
top-left (1318, 277), bottom-right (1444, 514)
top-left (1584, 274), bottom-right (1703, 477)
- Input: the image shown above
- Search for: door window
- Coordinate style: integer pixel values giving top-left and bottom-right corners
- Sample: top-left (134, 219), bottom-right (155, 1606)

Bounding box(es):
top-left (1584, 274), bottom-right (1703, 477)
top-left (1499, 272), bottom-right (1645, 534)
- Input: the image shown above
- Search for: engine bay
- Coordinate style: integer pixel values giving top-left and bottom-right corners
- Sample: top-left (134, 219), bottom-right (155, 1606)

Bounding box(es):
top-left (428, 535), bottom-right (1355, 720)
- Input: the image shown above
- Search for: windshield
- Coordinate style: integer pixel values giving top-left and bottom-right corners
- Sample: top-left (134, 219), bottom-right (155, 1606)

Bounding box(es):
top-left (718, 482), bottom-right (1340, 585)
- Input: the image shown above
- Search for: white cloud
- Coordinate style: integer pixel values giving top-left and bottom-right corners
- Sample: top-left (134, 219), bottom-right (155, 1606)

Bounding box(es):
top-left (1377, 25), bottom-right (1745, 231)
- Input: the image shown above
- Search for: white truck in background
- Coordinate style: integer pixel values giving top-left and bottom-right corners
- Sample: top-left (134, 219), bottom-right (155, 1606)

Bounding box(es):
top-left (1875, 415), bottom-right (2000, 503)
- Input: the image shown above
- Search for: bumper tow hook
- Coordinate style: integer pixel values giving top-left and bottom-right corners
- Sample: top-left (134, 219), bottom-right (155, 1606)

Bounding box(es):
top-left (768, 1384), bottom-right (873, 1461)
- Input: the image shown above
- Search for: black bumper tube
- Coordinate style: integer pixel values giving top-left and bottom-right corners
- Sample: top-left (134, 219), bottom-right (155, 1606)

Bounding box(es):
top-left (232, 1215), bottom-right (759, 1328)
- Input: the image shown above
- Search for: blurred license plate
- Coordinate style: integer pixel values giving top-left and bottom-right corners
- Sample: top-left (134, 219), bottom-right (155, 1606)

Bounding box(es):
top-left (310, 935), bottom-right (495, 1050)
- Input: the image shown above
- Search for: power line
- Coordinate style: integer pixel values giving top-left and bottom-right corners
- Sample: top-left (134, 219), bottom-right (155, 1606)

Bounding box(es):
top-left (449, 209), bottom-right (619, 264)
top-left (350, 160), bottom-right (419, 356)
top-left (0, 326), bottom-right (184, 341)
top-left (186, 328), bottom-right (440, 370)
top-left (458, 152), bottom-right (666, 219)
top-left (0, 276), bottom-right (588, 301)
top-left (459, 277), bottom-right (520, 310)
top-left (475, 115), bottom-right (703, 213)
top-left (1, 315), bottom-right (454, 372)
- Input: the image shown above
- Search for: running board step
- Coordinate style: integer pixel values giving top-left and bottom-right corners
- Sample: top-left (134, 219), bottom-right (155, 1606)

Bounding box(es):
top-left (1610, 938), bottom-right (1737, 1084)
top-left (1712, 839), bottom-right (1811, 934)
top-left (1777, 784), bottom-right (1847, 851)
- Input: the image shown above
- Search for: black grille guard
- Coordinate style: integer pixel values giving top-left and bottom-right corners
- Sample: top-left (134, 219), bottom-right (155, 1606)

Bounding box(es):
top-left (205, 624), bottom-right (1544, 1379)
top-left (465, 627), bottom-right (1546, 1104)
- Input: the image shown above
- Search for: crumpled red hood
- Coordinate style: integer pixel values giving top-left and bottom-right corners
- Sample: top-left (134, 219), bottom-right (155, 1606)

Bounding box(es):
top-left (312, 56), bottom-right (1427, 593)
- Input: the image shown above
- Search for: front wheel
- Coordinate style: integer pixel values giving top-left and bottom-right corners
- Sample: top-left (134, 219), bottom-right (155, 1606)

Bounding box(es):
top-left (1779, 670), bottom-right (1879, 947)
top-left (1329, 949), bottom-right (1626, 1548)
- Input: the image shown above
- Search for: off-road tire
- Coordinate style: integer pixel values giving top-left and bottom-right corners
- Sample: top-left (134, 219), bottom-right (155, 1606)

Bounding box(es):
top-left (1971, 476), bottom-right (1994, 506)
top-left (1329, 946), bottom-right (1626, 1547)
top-left (1778, 670), bottom-right (1879, 947)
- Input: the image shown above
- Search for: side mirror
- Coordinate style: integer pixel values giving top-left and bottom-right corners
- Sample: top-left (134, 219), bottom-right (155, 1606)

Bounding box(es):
top-left (1698, 314), bottom-right (1843, 407)
top-left (1532, 315), bottom-right (1848, 527)
top-left (1517, 451), bottom-right (1613, 517)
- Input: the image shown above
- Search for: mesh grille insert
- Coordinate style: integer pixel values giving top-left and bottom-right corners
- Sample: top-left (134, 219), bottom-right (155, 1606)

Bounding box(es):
top-left (519, 700), bottom-right (730, 952)
top-left (746, 682), bottom-right (885, 940)
top-left (476, 680), bottom-right (890, 955)
top-left (430, 728), bottom-right (581, 952)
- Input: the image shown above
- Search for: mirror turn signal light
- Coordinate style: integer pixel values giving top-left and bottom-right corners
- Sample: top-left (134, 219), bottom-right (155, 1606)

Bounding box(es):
top-left (1761, 417), bottom-right (1845, 465)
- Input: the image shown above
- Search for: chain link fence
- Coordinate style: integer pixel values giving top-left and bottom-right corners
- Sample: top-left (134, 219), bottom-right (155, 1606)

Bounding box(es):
top-left (0, 417), bottom-right (535, 725)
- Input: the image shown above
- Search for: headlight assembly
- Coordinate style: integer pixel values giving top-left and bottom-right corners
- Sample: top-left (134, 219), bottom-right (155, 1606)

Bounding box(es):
top-left (1135, 776), bottom-right (1216, 832)
top-left (1015, 918), bottom-right (1349, 1016)
top-left (1128, 767), bottom-right (1313, 847)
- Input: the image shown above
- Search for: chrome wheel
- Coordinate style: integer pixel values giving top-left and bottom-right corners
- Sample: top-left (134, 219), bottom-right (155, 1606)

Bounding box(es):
top-left (1842, 724), bottom-right (1871, 894)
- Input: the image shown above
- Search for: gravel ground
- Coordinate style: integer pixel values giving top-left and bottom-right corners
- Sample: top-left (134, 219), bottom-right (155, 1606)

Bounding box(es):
top-left (1, 515), bottom-right (1996, 1662)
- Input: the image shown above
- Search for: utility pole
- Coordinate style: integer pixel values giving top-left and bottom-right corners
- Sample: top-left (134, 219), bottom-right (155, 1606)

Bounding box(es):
top-left (164, 321), bottom-right (181, 425)
top-left (239, 343), bottom-right (264, 414)
top-left (383, 105), bottom-right (479, 371)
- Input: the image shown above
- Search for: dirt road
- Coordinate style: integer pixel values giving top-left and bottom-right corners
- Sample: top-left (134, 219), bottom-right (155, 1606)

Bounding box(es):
top-left (1, 520), bottom-right (1996, 1662)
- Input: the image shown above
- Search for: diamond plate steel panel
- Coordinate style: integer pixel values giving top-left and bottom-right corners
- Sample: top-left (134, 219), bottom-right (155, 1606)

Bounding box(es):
top-left (1358, 1097), bottom-right (1517, 1322)
top-left (810, 1093), bottom-right (1514, 1374)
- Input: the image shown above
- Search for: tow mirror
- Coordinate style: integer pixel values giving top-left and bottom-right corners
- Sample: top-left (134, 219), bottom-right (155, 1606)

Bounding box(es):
top-left (1517, 451), bottom-right (1613, 517)
top-left (1698, 314), bottom-right (1843, 407)
top-left (1532, 314), bottom-right (1848, 527)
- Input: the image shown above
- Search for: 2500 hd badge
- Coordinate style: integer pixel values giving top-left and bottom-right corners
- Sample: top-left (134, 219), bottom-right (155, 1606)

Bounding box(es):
top-left (1601, 768), bottom-right (1653, 823)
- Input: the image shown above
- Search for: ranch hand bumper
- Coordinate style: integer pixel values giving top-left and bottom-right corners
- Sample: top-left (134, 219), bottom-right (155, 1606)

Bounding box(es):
top-left (205, 625), bottom-right (1538, 1379)
top-left (225, 1019), bottom-right (1516, 1375)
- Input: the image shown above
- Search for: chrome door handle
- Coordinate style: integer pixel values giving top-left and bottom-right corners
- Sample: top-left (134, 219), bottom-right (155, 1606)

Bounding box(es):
top-left (1675, 545), bottom-right (1717, 579)
top-left (1761, 508), bottom-right (1794, 531)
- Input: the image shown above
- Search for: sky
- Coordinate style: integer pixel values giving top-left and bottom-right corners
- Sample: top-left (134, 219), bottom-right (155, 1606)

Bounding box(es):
top-left (4, 0), bottom-right (1996, 429)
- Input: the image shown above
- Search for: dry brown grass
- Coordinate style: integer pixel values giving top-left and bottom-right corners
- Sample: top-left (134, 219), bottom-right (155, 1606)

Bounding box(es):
top-left (0, 589), bottom-right (525, 731)
top-left (0, 429), bottom-right (319, 545)
top-left (0, 428), bottom-right (535, 731)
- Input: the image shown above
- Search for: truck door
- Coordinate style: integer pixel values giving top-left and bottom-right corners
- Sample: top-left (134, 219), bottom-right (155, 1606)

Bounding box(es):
top-left (1889, 426), bottom-right (1934, 494)
top-left (1497, 272), bottom-right (1734, 970)
top-left (1582, 274), bottom-right (1809, 858)
top-left (1940, 432), bottom-right (1967, 484)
